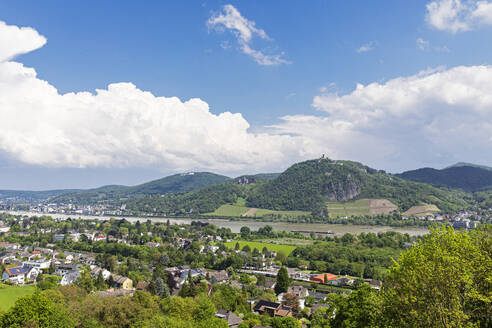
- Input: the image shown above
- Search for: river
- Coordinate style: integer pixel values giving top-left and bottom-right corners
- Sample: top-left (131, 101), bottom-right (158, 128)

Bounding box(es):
top-left (5, 211), bottom-right (428, 236)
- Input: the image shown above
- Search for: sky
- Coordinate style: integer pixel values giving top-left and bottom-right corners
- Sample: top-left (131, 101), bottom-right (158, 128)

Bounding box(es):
top-left (1, 0), bottom-right (492, 189)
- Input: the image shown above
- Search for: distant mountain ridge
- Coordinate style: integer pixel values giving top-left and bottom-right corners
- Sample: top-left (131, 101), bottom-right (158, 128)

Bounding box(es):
top-left (48, 172), bottom-right (231, 204)
top-left (396, 165), bottom-right (492, 192)
top-left (445, 162), bottom-right (492, 171)
top-left (127, 158), bottom-right (471, 216)
top-left (1, 160), bottom-right (482, 216)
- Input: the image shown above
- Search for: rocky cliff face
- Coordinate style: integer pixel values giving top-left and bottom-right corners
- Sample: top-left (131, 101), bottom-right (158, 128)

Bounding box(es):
top-left (326, 175), bottom-right (361, 201)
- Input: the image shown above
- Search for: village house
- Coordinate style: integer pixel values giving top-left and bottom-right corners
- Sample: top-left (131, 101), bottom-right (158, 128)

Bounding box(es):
top-left (23, 259), bottom-right (51, 270)
top-left (310, 273), bottom-right (337, 284)
top-left (136, 281), bottom-right (150, 291)
top-left (55, 263), bottom-right (80, 276)
top-left (111, 274), bottom-right (133, 290)
top-left (253, 300), bottom-right (293, 317)
top-left (206, 270), bottom-right (228, 284)
top-left (61, 271), bottom-right (80, 286)
top-left (90, 266), bottom-right (111, 280)
top-left (215, 309), bottom-right (243, 328)
top-left (2, 266), bottom-right (29, 284)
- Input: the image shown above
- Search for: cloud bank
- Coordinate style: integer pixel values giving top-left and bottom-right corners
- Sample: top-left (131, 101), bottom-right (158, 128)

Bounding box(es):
top-left (0, 20), bottom-right (309, 173)
top-left (426, 0), bottom-right (492, 32)
top-left (207, 4), bottom-right (290, 66)
top-left (2, 19), bottom-right (492, 174)
top-left (273, 65), bottom-right (492, 170)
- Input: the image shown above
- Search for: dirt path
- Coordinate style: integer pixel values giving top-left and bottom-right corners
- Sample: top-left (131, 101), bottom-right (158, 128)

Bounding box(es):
top-left (242, 208), bottom-right (259, 217)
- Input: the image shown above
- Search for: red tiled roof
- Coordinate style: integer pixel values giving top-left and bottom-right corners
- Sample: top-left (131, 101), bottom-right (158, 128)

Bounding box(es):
top-left (310, 273), bottom-right (337, 283)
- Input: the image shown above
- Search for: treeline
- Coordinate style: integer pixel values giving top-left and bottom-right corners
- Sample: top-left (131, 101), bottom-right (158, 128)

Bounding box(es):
top-left (288, 231), bottom-right (411, 280)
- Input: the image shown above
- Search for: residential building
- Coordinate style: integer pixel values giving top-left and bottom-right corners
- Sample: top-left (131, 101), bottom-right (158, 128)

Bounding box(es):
top-left (253, 300), bottom-right (293, 317)
top-left (111, 274), bottom-right (133, 290)
top-left (2, 266), bottom-right (29, 284)
top-left (215, 309), bottom-right (243, 328)
top-left (310, 273), bottom-right (337, 283)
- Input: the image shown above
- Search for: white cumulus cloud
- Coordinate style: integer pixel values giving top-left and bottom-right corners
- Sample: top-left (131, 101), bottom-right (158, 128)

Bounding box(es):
top-left (272, 65), bottom-right (492, 171)
top-left (0, 21), bottom-right (46, 61)
top-left (207, 4), bottom-right (290, 66)
top-left (0, 20), bottom-right (310, 173)
top-left (426, 0), bottom-right (492, 32)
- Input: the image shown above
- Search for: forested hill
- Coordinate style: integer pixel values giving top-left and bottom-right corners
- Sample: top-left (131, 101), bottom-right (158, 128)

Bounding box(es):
top-left (51, 172), bottom-right (231, 205)
top-left (446, 162), bottom-right (492, 171)
top-left (244, 159), bottom-right (469, 213)
top-left (396, 165), bottom-right (492, 192)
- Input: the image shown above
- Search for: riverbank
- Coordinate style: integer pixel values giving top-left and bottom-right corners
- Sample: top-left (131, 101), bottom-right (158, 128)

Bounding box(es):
top-left (4, 211), bottom-right (429, 236)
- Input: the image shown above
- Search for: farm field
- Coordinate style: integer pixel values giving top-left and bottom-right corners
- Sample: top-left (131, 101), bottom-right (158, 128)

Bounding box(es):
top-left (0, 284), bottom-right (36, 311)
top-left (223, 240), bottom-right (297, 255)
top-left (403, 204), bottom-right (440, 216)
top-left (206, 204), bottom-right (309, 218)
top-left (326, 198), bottom-right (397, 217)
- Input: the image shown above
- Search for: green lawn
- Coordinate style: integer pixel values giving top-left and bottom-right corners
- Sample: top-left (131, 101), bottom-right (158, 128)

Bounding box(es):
top-left (0, 284), bottom-right (36, 311)
top-left (223, 240), bottom-right (297, 255)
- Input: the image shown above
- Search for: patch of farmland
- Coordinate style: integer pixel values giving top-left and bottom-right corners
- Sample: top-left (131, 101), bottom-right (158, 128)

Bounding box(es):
top-left (326, 198), bottom-right (397, 217)
top-left (403, 204), bottom-right (440, 216)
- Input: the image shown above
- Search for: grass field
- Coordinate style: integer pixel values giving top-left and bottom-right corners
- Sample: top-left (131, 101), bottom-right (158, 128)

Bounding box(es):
top-left (207, 204), bottom-right (250, 217)
top-left (205, 204), bottom-right (309, 218)
top-left (0, 284), bottom-right (36, 311)
top-left (326, 198), bottom-right (397, 217)
top-left (223, 240), bottom-right (297, 255)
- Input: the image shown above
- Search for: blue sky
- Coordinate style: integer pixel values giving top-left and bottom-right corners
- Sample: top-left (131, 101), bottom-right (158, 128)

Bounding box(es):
top-left (1, 0), bottom-right (492, 189)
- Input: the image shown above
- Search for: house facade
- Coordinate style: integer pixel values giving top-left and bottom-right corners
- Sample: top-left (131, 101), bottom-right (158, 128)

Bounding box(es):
top-left (2, 267), bottom-right (29, 284)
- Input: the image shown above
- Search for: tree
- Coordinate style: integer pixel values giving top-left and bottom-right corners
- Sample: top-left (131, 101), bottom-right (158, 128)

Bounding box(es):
top-left (153, 277), bottom-right (169, 298)
top-left (331, 284), bottom-right (381, 328)
top-left (270, 316), bottom-right (300, 328)
top-left (275, 266), bottom-right (290, 295)
top-left (281, 293), bottom-right (299, 313)
top-left (95, 271), bottom-right (106, 290)
top-left (382, 226), bottom-right (492, 328)
top-left (240, 226), bottom-right (250, 239)
top-left (235, 242), bottom-right (240, 251)
top-left (76, 267), bottom-right (94, 293)
top-left (256, 274), bottom-right (266, 287)
top-left (160, 254), bottom-right (169, 267)
top-left (0, 291), bottom-right (74, 328)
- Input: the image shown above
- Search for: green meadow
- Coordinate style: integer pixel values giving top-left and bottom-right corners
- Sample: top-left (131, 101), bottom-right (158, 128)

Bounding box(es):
top-left (223, 240), bottom-right (297, 256)
top-left (0, 284), bottom-right (36, 311)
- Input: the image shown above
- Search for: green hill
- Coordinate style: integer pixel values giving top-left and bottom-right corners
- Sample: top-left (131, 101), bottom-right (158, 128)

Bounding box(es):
top-left (126, 158), bottom-right (471, 216)
top-left (245, 159), bottom-right (469, 213)
top-left (396, 166), bottom-right (492, 192)
top-left (445, 162), bottom-right (492, 171)
top-left (0, 189), bottom-right (81, 203)
top-left (51, 172), bottom-right (231, 205)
